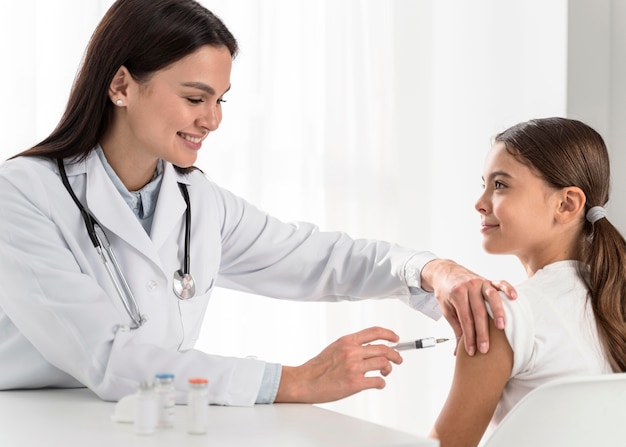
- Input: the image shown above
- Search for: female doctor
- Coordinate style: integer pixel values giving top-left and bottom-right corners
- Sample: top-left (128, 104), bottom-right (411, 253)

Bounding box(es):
top-left (0, 0), bottom-right (514, 406)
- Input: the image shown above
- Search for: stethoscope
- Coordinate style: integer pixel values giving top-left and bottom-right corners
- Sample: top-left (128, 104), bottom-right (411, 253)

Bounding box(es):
top-left (56, 159), bottom-right (196, 329)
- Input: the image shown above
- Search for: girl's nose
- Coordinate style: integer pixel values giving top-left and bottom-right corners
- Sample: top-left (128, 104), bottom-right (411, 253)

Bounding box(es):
top-left (475, 192), bottom-right (489, 214)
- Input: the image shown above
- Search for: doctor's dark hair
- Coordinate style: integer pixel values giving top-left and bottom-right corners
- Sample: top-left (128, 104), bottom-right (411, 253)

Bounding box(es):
top-left (16, 0), bottom-right (238, 173)
top-left (495, 117), bottom-right (626, 372)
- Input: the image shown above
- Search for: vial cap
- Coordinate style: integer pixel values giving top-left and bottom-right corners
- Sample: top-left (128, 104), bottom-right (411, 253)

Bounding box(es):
top-left (155, 373), bottom-right (175, 380)
top-left (188, 378), bottom-right (208, 385)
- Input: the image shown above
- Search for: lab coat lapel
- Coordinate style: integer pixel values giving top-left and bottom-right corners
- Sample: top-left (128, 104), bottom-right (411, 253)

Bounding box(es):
top-left (150, 163), bottom-right (188, 250)
top-left (84, 153), bottom-right (161, 268)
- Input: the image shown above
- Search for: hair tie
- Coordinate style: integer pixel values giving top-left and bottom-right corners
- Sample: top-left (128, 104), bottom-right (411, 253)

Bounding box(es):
top-left (586, 206), bottom-right (607, 224)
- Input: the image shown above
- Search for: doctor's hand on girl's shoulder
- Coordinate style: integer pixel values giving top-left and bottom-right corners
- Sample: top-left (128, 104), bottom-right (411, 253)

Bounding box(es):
top-left (274, 326), bottom-right (402, 404)
top-left (420, 259), bottom-right (517, 357)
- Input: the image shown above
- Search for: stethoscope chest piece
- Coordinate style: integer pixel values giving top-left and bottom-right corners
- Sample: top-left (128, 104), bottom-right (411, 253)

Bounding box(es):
top-left (173, 269), bottom-right (196, 300)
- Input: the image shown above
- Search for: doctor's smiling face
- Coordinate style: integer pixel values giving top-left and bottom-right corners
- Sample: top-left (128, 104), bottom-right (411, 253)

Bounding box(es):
top-left (101, 44), bottom-right (232, 189)
top-left (475, 141), bottom-right (565, 273)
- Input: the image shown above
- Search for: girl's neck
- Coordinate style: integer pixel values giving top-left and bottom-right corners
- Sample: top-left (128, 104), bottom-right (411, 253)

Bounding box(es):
top-left (519, 238), bottom-right (583, 278)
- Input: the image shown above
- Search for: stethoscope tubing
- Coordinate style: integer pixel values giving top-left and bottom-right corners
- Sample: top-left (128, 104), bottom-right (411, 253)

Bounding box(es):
top-left (57, 159), bottom-right (100, 249)
top-left (93, 224), bottom-right (143, 328)
top-left (178, 182), bottom-right (191, 275)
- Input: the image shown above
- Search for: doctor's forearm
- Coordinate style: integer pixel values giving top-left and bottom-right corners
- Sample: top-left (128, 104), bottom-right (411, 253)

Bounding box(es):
top-left (274, 366), bottom-right (307, 403)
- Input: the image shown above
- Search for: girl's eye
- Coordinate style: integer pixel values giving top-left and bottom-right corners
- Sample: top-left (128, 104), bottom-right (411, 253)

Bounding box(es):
top-left (186, 98), bottom-right (204, 105)
top-left (494, 180), bottom-right (506, 189)
top-left (217, 98), bottom-right (227, 105)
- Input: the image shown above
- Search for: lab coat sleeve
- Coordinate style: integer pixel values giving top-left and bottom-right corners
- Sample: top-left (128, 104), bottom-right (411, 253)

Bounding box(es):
top-left (0, 166), bottom-right (264, 405)
top-left (211, 182), bottom-right (439, 315)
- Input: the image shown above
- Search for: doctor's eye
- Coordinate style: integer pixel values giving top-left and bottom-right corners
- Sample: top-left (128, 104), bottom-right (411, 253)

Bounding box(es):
top-left (216, 98), bottom-right (227, 105)
top-left (186, 97), bottom-right (204, 105)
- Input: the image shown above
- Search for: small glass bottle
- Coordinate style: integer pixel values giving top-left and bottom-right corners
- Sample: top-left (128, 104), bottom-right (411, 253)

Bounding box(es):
top-left (155, 373), bottom-right (176, 428)
top-left (134, 381), bottom-right (157, 435)
top-left (187, 378), bottom-right (209, 435)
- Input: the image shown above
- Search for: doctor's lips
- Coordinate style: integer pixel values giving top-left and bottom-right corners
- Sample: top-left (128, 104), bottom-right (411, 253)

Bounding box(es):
top-left (177, 131), bottom-right (206, 144)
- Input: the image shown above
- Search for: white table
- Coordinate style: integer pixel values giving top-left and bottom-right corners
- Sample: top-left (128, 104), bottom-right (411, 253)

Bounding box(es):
top-left (0, 388), bottom-right (438, 446)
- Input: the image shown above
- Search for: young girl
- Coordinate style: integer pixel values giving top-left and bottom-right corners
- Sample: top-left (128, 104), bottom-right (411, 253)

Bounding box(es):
top-left (430, 117), bottom-right (626, 446)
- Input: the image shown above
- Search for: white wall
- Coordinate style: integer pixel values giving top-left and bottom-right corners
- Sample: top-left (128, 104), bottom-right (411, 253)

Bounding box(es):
top-left (608, 0), bottom-right (626, 234)
top-left (567, 0), bottom-right (626, 234)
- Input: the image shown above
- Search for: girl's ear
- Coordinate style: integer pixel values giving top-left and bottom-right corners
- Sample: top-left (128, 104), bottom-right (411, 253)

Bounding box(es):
top-left (108, 66), bottom-right (131, 106)
top-left (556, 186), bottom-right (586, 224)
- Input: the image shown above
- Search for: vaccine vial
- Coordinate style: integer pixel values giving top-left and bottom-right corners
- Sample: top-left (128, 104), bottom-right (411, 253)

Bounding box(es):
top-left (134, 381), bottom-right (157, 435)
top-left (187, 378), bottom-right (209, 435)
top-left (155, 373), bottom-right (176, 428)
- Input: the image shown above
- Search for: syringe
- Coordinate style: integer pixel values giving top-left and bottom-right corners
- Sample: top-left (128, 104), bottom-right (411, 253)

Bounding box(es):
top-left (389, 337), bottom-right (450, 351)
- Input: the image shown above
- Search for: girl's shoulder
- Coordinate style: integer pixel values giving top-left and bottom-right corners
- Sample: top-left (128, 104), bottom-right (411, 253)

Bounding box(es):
top-left (515, 260), bottom-right (586, 303)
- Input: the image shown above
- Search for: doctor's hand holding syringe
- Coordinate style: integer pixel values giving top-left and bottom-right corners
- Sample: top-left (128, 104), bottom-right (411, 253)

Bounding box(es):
top-left (275, 329), bottom-right (455, 404)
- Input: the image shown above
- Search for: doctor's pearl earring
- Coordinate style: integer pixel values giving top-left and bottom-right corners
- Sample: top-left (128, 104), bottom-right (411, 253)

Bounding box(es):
top-left (115, 99), bottom-right (123, 106)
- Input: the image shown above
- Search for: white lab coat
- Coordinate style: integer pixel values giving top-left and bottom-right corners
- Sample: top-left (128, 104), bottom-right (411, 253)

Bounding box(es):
top-left (0, 151), bottom-right (437, 405)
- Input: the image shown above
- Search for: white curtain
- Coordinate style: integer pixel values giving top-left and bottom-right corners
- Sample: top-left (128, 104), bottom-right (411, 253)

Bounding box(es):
top-left (198, 0), bottom-right (567, 435)
top-left (0, 0), bottom-right (569, 437)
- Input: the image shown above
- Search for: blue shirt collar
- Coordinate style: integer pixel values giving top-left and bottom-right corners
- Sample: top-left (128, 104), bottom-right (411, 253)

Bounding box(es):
top-left (95, 145), bottom-right (163, 233)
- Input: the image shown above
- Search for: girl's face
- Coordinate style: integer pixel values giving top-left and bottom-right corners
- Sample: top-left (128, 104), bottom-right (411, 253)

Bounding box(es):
top-left (119, 44), bottom-right (232, 169)
top-left (475, 142), bottom-right (564, 273)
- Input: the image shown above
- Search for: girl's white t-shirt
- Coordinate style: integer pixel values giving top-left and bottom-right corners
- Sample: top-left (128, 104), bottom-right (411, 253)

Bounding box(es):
top-left (489, 260), bottom-right (611, 429)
